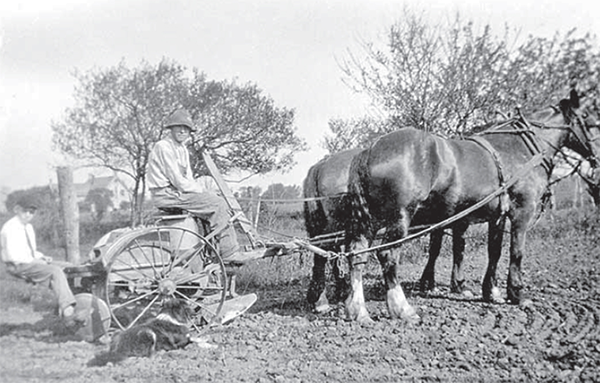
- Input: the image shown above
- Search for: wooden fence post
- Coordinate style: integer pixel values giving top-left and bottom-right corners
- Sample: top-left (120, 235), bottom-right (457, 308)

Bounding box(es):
top-left (57, 166), bottom-right (80, 265)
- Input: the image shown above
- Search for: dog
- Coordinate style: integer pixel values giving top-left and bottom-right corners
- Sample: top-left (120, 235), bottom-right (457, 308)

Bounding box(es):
top-left (88, 298), bottom-right (196, 366)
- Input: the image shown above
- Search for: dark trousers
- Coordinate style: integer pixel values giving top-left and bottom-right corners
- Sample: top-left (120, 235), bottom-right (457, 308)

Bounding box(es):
top-left (6, 260), bottom-right (76, 313)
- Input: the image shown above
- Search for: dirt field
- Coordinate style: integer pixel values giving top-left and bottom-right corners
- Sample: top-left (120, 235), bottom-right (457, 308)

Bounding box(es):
top-left (1, 210), bottom-right (598, 383)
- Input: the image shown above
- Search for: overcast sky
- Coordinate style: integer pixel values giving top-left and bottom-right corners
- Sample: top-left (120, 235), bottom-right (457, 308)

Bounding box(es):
top-left (1, 0), bottom-right (599, 193)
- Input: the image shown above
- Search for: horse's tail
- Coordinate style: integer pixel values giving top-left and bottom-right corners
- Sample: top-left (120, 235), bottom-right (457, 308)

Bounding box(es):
top-left (303, 163), bottom-right (327, 239)
top-left (344, 149), bottom-right (374, 246)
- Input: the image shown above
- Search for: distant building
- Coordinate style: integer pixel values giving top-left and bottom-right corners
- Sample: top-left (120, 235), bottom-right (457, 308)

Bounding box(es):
top-left (75, 174), bottom-right (132, 213)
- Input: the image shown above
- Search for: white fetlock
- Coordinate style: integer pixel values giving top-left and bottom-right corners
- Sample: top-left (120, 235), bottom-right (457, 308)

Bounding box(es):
top-left (345, 292), bottom-right (371, 322)
top-left (491, 287), bottom-right (505, 304)
top-left (190, 337), bottom-right (217, 349)
top-left (402, 305), bottom-right (420, 323)
top-left (519, 298), bottom-right (534, 309)
top-left (357, 314), bottom-right (375, 325)
top-left (314, 303), bottom-right (332, 314)
top-left (387, 286), bottom-right (418, 322)
top-left (313, 291), bottom-right (331, 314)
top-left (346, 304), bottom-right (373, 324)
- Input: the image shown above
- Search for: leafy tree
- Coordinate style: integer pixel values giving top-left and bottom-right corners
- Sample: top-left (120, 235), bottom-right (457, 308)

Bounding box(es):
top-left (52, 59), bottom-right (306, 224)
top-left (187, 80), bottom-right (306, 177)
top-left (333, 8), bottom-right (600, 150)
top-left (323, 117), bottom-right (390, 153)
top-left (504, 30), bottom-right (600, 110)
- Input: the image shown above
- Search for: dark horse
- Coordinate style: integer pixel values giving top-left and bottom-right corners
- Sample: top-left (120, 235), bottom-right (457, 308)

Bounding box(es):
top-left (304, 148), bottom-right (361, 312)
top-left (344, 91), bottom-right (600, 323)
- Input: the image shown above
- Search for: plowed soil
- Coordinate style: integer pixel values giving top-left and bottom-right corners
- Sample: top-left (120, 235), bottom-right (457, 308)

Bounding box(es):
top-left (1, 210), bottom-right (598, 383)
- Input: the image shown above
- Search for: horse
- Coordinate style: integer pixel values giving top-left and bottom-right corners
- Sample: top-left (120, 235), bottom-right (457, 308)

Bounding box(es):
top-left (304, 148), bottom-right (361, 312)
top-left (303, 147), bottom-right (465, 312)
top-left (343, 90), bottom-right (600, 323)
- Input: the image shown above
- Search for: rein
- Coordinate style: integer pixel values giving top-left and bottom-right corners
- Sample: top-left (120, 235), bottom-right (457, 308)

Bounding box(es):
top-left (236, 193), bottom-right (347, 204)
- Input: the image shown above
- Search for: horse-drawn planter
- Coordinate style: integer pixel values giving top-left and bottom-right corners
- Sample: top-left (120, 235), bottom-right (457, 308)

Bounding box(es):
top-left (60, 151), bottom-right (318, 342)
top-left (62, 91), bottom-right (600, 341)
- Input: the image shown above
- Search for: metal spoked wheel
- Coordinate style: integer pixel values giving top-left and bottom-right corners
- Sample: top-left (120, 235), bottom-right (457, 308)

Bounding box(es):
top-left (104, 226), bottom-right (227, 330)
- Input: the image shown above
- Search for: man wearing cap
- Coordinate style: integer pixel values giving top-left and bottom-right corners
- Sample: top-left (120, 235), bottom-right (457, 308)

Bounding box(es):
top-left (147, 109), bottom-right (261, 262)
top-left (1, 196), bottom-right (79, 322)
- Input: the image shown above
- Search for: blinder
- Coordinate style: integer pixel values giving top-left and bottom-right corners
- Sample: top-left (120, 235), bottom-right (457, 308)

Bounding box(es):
top-left (566, 112), bottom-right (600, 168)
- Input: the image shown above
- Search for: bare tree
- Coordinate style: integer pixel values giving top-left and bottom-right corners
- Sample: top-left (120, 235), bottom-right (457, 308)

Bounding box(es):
top-left (323, 117), bottom-right (390, 153)
top-left (334, 8), bottom-right (600, 149)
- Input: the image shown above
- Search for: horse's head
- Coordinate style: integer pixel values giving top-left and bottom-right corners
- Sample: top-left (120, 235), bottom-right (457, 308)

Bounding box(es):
top-left (561, 90), bottom-right (600, 169)
top-left (577, 100), bottom-right (600, 189)
top-left (533, 90), bottom-right (600, 169)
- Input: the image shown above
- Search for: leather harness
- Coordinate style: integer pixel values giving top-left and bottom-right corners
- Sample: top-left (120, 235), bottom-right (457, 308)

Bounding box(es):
top-left (466, 135), bottom-right (511, 215)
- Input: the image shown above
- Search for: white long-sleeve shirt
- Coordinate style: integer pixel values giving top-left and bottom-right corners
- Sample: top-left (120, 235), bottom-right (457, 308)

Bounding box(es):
top-left (147, 135), bottom-right (206, 194)
top-left (1, 216), bottom-right (43, 264)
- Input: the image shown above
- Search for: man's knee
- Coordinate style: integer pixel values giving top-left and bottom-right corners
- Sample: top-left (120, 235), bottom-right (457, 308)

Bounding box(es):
top-left (201, 193), bottom-right (229, 216)
top-left (48, 265), bottom-right (67, 280)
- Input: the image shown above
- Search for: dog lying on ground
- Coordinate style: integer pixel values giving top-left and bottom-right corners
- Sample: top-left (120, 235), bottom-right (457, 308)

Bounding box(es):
top-left (88, 298), bottom-right (196, 366)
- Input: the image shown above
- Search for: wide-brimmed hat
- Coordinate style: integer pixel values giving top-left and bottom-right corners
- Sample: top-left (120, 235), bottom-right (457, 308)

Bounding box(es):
top-left (164, 109), bottom-right (196, 132)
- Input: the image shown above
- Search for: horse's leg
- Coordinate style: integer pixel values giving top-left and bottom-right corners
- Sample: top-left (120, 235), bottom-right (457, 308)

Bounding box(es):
top-left (307, 253), bottom-right (330, 313)
top-left (377, 247), bottom-right (420, 322)
top-left (345, 235), bottom-right (372, 323)
top-left (419, 230), bottom-right (444, 293)
top-left (482, 217), bottom-right (506, 303)
top-left (332, 257), bottom-right (350, 303)
top-left (378, 214), bottom-right (419, 322)
top-left (507, 218), bottom-right (532, 305)
top-left (450, 221), bottom-right (470, 294)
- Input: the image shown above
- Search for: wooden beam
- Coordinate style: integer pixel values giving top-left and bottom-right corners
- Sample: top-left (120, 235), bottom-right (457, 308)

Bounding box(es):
top-left (57, 166), bottom-right (80, 264)
top-left (201, 151), bottom-right (258, 247)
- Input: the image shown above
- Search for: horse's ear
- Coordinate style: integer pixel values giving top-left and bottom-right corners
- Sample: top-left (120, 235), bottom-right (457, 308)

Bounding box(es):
top-left (570, 89), bottom-right (580, 108)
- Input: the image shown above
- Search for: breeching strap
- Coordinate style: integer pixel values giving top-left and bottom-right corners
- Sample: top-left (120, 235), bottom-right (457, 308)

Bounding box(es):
top-left (346, 152), bottom-right (545, 258)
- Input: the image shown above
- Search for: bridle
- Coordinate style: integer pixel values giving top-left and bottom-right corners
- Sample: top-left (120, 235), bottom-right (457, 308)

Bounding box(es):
top-left (517, 105), bottom-right (600, 169)
top-left (563, 110), bottom-right (600, 168)
top-left (477, 105), bottom-right (600, 177)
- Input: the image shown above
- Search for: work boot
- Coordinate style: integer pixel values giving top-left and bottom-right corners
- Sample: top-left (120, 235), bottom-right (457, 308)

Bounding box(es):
top-left (62, 304), bottom-right (87, 327)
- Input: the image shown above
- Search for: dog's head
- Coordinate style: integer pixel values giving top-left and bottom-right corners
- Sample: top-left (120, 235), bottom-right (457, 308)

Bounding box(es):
top-left (159, 298), bottom-right (195, 326)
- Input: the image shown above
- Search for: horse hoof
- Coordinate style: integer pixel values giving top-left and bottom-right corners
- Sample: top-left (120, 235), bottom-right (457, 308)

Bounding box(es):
top-left (314, 303), bottom-right (332, 314)
top-left (421, 287), bottom-right (440, 297)
top-left (357, 315), bottom-right (375, 325)
top-left (491, 287), bottom-right (505, 303)
top-left (462, 290), bottom-right (474, 299)
top-left (345, 302), bottom-right (371, 323)
top-left (519, 298), bottom-right (534, 310)
top-left (403, 312), bottom-right (421, 324)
